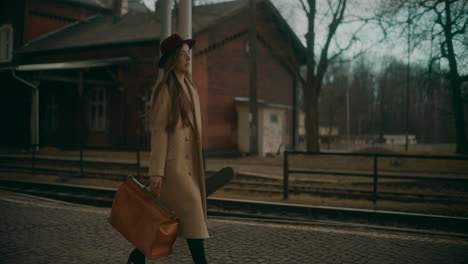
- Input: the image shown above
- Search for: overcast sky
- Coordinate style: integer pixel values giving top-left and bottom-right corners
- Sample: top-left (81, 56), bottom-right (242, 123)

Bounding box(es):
top-left (141, 0), bottom-right (432, 71)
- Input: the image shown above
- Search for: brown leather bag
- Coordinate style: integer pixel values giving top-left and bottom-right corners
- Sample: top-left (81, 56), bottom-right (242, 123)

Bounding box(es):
top-left (108, 176), bottom-right (180, 260)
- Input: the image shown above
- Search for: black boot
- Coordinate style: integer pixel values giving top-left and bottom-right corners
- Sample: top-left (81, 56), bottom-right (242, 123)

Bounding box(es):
top-left (186, 239), bottom-right (208, 264)
top-left (127, 248), bottom-right (145, 264)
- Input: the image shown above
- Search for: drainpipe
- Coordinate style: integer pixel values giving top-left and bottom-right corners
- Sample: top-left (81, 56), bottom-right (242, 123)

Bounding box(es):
top-left (11, 70), bottom-right (39, 151)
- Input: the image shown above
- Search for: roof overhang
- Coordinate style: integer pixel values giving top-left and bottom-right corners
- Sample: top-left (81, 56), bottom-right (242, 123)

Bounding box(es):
top-left (234, 97), bottom-right (292, 109)
top-left (0, 56), bottom-right (132, 72)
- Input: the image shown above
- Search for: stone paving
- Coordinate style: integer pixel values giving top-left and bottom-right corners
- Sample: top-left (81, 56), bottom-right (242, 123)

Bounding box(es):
top-left (1, 189), bottom-right (468, 264)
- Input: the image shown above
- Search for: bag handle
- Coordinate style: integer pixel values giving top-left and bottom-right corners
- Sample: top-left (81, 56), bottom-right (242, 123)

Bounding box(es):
top-left (127, 175), bottom-right (178, 218)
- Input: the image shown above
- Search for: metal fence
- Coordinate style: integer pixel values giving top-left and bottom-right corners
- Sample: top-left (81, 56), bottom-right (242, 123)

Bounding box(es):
top-left (282, 151), bottom-right (468, 202)
top-left (23, 144), bottom-right (207, 179)
top-left (26, 144), bottom-right (150, 178)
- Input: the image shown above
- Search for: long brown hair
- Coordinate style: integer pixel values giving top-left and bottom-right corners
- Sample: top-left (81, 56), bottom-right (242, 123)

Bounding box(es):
top-left (149, 45), bottom-right (194, 133)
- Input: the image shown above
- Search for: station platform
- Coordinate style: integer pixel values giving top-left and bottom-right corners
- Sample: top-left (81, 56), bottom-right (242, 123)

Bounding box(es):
top-left (1, 189), bottom-right (467, 264)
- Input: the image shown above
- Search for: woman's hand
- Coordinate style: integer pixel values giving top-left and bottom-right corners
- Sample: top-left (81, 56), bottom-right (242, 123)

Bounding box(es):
top-left (149, 176), bottom-right (163, 197)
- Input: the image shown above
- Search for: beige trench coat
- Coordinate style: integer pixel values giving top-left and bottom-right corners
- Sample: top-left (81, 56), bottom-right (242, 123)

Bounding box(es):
top-left (148, 77), bottom-right (209, 239)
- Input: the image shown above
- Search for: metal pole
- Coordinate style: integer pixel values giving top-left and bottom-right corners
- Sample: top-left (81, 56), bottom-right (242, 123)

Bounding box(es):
top-left (178, 0), bottom-right (192, 38)
top-left (160, 0), bottom-right (172, 38)
top-left (11, 70), bottom-right (39, 152)
top-left (373, 155), bottom-right (378, 205)
top-left (156, 0), bottom-right (173, 84)
top-left (32, 144), bottom-right (36, 175)
top-left (137, 146), bottom-right (141, 178)
top-left (283, 151), bottom-right (289, 200)
top-left (179, 0), bottom-right (192, 72)
top-left (249, 0), bottom-right (258, 156)
top-left (80, 145), bottom-right (83, 177)
top-left (346, 88), bottom-right (350, 146)
top-left (405, 3), bottom-right (411, 152)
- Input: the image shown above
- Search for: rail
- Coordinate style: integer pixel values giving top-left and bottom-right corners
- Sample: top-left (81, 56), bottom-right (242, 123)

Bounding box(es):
top-left (283, 151), bottom-right (468, 202)
top-left (22, 144), bottom-right (205, 179)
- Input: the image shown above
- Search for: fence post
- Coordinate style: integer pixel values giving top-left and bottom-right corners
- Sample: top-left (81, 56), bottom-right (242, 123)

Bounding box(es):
top-left (31, 144), bottom-right (36, 175)
top-left (136, 146), bottom-right (141, 179)
top-left (283, 151), bottom-right (289, 200)
top-left (80, 145), bottom-right (83, 177)
top-left (373, 154), bottom-right (378, 205)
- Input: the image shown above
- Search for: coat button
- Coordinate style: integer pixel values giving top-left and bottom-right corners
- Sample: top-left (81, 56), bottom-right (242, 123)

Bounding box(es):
top-left (188, 171), bottom-right (192, 176)
top-left (185, 153), bottom-right (190, 159)
top-left (185, 137), bottom-right (190, 141)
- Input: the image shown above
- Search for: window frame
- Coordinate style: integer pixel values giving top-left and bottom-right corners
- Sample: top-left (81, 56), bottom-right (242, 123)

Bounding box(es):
top-left (0, 24), bottom-right (13, 63)
top-left (88, 87), bottom-right (108, 132)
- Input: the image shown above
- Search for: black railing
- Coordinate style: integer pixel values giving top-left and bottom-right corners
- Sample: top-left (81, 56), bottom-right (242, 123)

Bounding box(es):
top-left (283, 151), bottom-right (468, 202)
top-left (20, 144), bottom-right (206, 180)
top-left (24, 144), bottom-right (150, 179)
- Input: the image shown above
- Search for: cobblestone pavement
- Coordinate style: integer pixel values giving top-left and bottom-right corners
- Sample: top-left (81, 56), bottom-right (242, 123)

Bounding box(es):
top-left (1, 190), bottom-right (468, 264)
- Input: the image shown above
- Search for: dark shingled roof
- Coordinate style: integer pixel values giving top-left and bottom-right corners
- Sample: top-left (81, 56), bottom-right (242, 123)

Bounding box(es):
top-left (57, 0), bottom-right (150, 13)
top-left (18, 0), bottom-right (305, 63)
top-left (20, 1), bottom-right (245, 53)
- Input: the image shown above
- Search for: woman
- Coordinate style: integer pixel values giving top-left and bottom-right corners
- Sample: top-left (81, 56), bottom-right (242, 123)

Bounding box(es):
top-left (127, 34), bottom-right (209, 264)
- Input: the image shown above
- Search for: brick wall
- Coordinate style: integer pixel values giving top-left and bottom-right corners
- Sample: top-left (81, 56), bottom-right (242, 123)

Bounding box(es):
top-left (196, 7), bottom-right (298, 151)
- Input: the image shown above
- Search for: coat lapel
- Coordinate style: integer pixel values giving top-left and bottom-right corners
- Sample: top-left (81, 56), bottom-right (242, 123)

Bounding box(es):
top-left (185, 77), bottom-right (207, 221)
top-left (185, 78), bottom-right (202, 143)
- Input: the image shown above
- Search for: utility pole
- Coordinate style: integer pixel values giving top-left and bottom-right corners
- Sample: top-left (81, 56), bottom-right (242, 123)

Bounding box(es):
top-left (179, 0), bottom-right (192, 72)
top-left (248, 0), bottom-right (258, 156)
top-left (405, 3), bottom-right (411, 152)
top-left (159, 0), bottom-right (172, 51)
top-left (157, 0), bottom-right (172, 84)
top-left (346, 75), bottom-right (352, 147)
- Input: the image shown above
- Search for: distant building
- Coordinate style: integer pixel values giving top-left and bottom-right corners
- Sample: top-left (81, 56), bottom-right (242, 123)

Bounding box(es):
top-left (383, 134), bottom-right (417, 145)
top-left (0, 0), bottom-right (305, 157)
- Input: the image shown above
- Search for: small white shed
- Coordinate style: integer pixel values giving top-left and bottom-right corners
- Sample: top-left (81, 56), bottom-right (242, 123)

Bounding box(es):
top-left (234, 97), bottom-right (291, 156)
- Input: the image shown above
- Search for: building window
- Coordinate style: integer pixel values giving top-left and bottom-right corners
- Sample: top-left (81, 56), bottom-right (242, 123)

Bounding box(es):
top-left (45, 94), bottom-right (58, 132)
top-left (270, 113), bottom-right (278, 123)
top-left (0, 24), bottom-right (13, 62)
top-left (88, 87), bottom-right (107, 131)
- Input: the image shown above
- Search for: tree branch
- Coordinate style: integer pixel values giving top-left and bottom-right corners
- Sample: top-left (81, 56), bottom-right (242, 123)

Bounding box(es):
top-left (328, 38), bottom-right (354, 63)
top-left (315, 0), bottom-right (347, 94)
top-left (298, 0), bottom-right (310, 16)
top-left (452, 16), bottom-right (468, 35)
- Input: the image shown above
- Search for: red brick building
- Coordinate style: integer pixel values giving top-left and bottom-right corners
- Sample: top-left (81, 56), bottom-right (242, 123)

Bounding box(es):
top-left (0, 0), bottom-right (305, 157)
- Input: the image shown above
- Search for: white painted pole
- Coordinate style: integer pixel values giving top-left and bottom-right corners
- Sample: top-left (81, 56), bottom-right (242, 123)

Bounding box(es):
top-left (160, 0), bottom-right (172, 41)
top-left (248, 0), bottom-right (258, 156)
top-left (179, 0), bottom-right (192, 72)
top-left (157, 0), bottom-right (172, 83)
top-left (178, 0), bottom-right (192, 38)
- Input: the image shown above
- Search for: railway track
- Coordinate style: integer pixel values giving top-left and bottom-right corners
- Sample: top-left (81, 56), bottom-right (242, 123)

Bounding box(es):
top-left (222, 180), bottom-right (468, 204)
top-left (1, 178), bottom-right (467, 234)
top-left (1, 156), bottom-right (468, 205)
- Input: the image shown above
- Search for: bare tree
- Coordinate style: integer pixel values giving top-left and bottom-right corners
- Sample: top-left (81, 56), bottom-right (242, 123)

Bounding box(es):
top-left (377, 0), bottom-right (468, 154)
top-left (297, 0), bottom-right (371, 152)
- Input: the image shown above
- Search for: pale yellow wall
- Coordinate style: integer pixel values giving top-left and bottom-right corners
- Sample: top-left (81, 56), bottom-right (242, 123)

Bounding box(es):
top-left (235, 103), bottom-right (287, 156)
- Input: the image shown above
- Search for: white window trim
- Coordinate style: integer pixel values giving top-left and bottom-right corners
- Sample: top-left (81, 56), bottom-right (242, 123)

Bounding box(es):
top-left (0, 24), bottom-right (13, 63)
